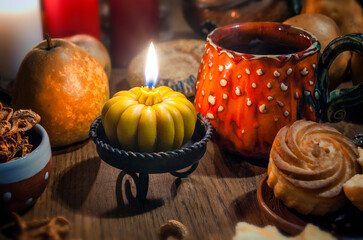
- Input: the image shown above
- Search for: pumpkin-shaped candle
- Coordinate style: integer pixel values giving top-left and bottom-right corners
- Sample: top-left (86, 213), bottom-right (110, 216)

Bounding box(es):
top-left (101, 43), bottom-right (197, 152)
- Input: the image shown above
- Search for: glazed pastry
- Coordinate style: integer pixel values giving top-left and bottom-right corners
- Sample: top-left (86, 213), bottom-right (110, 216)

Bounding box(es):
top-left (267, 120), bottom-right (360, 215)
top-left (233, 222), bottom-right (336, 240)
top-left (343, 174), bottom-right (363, 211)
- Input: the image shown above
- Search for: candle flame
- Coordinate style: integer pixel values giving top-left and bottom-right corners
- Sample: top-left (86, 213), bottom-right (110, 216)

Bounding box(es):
top-left (144, 42), bottom-right (159, 88)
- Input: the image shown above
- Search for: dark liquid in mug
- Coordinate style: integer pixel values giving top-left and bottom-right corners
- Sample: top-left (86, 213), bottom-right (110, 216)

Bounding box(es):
top-left (224, 38), bottom-right (302, 55)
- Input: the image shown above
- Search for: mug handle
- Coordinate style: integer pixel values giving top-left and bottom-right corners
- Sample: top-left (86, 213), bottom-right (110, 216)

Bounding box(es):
top-left (317, 33), bottom-right (363, 123)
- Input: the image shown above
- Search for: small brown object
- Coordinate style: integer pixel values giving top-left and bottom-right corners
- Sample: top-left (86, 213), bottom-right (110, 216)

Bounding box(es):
top-left (312, 143), bottom-right (321, 157)
top-left (8, 213), bottom-right (73, 240)
top-left (283, 13), bottom-right (351, 90)
top-left (302, 0), bottom-right (363, 35)
top-left (302, 0), bottom-right (363, 86)
top-left (0, 121), bottom-right (11, 135)
top-left (0, 103), bottom-right (40, 163)
top-left (158, 220), bottom-right (188, 240)
top-left (45, 33), bottom-right (53, 50)
top-left (0, 105), bottom-right (13, 122)
top-left (49, 217), bottom-right (72, 238)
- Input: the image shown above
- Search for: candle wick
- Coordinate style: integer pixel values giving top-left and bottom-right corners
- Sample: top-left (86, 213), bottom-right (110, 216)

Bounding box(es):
top-left (45, 33), bottom-right (53, 50)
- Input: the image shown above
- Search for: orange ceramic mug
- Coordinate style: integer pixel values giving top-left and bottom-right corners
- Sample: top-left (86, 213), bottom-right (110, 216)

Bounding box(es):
top-left (194, 22), bottom-right (321, 158)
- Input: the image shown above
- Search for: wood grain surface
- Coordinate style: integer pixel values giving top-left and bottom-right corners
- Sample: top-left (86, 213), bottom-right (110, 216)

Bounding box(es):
top-left (1, 69), bottom-right (362, 240)
top-left (28, 135), bottom-right (268, 240)
top-left (0, 69), bottom-right (268, 240)
top-left (2, 1), bottom-right (363, 238)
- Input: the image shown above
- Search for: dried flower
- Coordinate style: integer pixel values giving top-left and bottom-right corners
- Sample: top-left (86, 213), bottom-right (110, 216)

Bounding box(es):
top-left (4, 212), bottom-right (76, 240)
top-left (0, 103), bottom-right (40, 163)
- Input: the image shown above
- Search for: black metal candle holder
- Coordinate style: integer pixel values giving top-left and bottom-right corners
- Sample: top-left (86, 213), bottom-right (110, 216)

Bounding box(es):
top-left (89, 113), bottom-right (212, 200)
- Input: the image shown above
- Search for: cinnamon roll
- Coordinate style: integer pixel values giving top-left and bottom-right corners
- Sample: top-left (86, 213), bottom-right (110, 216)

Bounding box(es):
top-left (267, 120), bottom-right (360, 215)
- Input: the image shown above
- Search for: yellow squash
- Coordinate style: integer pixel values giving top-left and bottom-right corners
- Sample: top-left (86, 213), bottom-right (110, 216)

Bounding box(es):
top-left (101, 86), bottom-right (197, 152)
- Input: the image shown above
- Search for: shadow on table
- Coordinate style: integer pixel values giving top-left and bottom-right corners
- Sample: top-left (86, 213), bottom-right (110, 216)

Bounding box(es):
top-left (54, 156), bottom-right (187, 218)
top-left (100, 171), bottom-right (166, 218)
top-left (231, 190), bottom-right (269, 227)
top-left (54, 157), bottom-right (101, 210)
top-left (219, 150), bottom-right (268, 175)
top-left (195, 138), bottom-right (268, 178)
top-left (100, 171), bottom-right (185, 218)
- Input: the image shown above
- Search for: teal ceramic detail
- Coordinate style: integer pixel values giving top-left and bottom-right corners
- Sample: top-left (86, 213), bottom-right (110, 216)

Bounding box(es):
top-left (318, 33), bottom-right (363, 123)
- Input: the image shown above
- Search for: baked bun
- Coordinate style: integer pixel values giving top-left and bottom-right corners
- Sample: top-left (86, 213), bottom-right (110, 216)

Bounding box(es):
top-left (267, 120), bottom-right (360, 215)
top-left (127, 39), bottom-right (205, 97)
top-left (343, 174), bottom-right (363, 211)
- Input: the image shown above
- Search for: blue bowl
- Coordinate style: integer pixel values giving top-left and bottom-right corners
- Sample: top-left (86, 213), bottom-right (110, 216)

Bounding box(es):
top-left (0, 124), bottom-right (52, 213)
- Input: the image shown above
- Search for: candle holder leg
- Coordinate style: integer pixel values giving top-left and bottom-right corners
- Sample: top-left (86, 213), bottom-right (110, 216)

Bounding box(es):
top-left (136, 173), bottom-right (149, 200)
top-left (117, 171), bottom-right (149, 201)
top-left (170, 162), bottom-right (199, 178)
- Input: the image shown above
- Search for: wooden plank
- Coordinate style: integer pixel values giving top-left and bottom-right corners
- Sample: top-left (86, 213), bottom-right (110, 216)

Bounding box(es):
top-left (1, 68), bottom-right (362, 240)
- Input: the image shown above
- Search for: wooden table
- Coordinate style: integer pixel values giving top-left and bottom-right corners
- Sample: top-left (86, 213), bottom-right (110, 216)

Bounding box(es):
top-left (1, 68), bottom-right (362, 240)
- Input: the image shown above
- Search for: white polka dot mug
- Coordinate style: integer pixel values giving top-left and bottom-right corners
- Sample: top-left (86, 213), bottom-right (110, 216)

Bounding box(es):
top-left (194, 22), bottom-right (363, 158)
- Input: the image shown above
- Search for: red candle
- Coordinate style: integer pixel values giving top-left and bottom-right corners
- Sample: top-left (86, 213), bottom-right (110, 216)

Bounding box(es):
top-left (43, 0), bottom-right (100, 39)
top-left (109, 0), bottom-right (159, 67)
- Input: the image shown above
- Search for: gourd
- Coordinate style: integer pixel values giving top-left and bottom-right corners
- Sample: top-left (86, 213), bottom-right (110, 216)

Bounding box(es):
top-left (283, 13), bottom-right (351, 90)
top-left (65, 34), bottom-right (112, 80)
top-left (101, 86), bottom-right (197, 152)
top-left (11, 35), bottom-right (109, 147)
top-left (302, 0), bottom-right (363, 85)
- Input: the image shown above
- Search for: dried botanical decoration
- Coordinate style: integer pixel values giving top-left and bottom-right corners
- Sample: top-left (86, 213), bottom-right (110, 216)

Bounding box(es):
top-left (1, 212), bottom-right (79, 240)
top-left (158, 220), bottom-right (189, 240)
top-left (0, 104), bottom-right (13, 122)
top-left (0, 103), bottom-right (40, 163)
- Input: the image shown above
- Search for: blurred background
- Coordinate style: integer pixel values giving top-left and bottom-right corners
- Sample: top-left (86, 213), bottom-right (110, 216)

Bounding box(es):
top-left (1, 0), bottom-right (363, 92)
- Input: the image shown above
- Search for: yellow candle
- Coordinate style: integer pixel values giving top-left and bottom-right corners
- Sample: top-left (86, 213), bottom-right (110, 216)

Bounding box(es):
top-left (102, 86), bottom-right (196, 152)
top-left (136, 87), bottom-right (162, 106)
top-left (101, 43), bottom-right (197, 153)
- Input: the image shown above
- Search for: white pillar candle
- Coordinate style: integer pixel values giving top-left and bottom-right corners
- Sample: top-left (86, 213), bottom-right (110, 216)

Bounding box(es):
top-left (0, 0), bottom-right (42, 81)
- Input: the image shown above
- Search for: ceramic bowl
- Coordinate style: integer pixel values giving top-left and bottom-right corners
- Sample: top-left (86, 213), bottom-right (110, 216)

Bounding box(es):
top-left (0, 124), bottom-right (52, 213)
